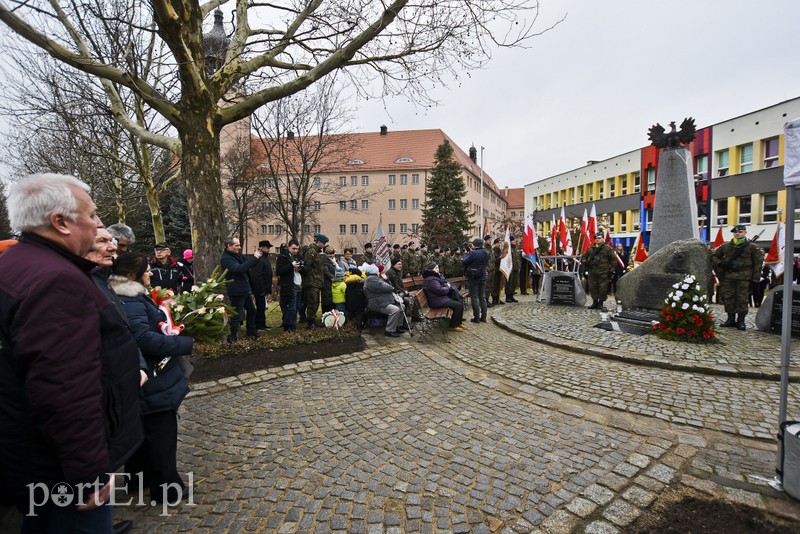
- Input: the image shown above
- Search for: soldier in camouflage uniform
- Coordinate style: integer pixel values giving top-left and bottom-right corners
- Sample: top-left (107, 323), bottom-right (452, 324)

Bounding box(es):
top-left (712, 224), bottom-right (761, 330)
top-left (505, 236), bottom-right (521, 302)
top-left (451, 248), bottom-right (464, 278)
top-left (581, 231), bottom-right (614, 309)
top-left (362, 242), bottom-right (376, 265)
top-left (401, 245), bottom-right (413, 277)
top-left (302, 233), bottom-right (328, 327)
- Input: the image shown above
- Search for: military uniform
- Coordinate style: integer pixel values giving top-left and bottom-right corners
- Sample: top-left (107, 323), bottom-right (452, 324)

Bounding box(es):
top-left (302, 235), bottom-right (327, 326)
top-left (581, 237), bottom-right (614, 309)
top-left (712, 225), bottom-right (761, 329)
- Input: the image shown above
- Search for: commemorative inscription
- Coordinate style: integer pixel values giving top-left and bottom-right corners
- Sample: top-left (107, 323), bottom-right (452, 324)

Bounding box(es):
top-left (550, 274), bottom-right (576, 305)
top-left (770, 289), bottom-right (800, 337)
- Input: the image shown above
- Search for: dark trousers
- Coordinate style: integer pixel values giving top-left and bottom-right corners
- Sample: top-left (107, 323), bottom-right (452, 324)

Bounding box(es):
top-left (229, 293), bottom-right (256, 339)
top-left (279, 288), bottom-right (299, 331)
top-left (467, 279), bottom-right (487, 319)
top-left (126, 410), bottom-right (184, 503)
top-left (439, 299), bottom-right (464, 327)
top-left (254, 293), bottom-right (270, 329)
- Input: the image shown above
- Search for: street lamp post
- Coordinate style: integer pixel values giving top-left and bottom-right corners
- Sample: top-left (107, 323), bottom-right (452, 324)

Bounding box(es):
top-left (480, 147), bottom-right (485, 237)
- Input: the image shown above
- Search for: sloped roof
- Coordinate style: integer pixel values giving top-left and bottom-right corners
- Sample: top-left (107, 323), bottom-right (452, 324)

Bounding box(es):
top-left (503, 187), bottom-right (525, 209)
top-left (250, 128), bottom-right (501, 195)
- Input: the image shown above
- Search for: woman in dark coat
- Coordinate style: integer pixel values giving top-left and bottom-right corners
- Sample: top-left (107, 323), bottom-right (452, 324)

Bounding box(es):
top-left (421, 262), bottom-right (464, 330)
top-left (110, 253), bottom-right (194, 503)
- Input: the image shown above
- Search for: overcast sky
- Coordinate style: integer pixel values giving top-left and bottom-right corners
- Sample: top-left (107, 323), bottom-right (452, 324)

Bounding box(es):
top-left (350, 0), bottom-right (800, 189)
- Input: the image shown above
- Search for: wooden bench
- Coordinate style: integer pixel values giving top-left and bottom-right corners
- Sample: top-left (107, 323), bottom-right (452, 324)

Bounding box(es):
top-left (413, 290), bottom-right (452, 342)
top-left (448, 276), bottom-right (470, 303)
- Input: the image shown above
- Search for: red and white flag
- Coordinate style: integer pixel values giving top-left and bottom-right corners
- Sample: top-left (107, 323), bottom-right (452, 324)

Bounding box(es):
top-left (580, 208), bottom-right (591, 254)
top-left (711, 227), bottom-right (724, 250)
top-left (587, 204), bottom-right (597, 241)
top-left (372, 221), bottom-right (391, 270)
top-left (765, 221), bottom-right (785, 277)
top-left (549, 214), bottom-right (558, 255)
top-left (633, 232), bottom-right (649, 263)
top-left (559, 205), bottom-right (573, 255)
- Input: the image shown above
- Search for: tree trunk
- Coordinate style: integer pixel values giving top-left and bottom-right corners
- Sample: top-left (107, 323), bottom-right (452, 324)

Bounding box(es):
top-left (181, 118), bottom-right (227, 282)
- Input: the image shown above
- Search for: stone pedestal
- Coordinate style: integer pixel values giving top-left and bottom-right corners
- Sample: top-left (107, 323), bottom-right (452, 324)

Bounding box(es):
top-left (542, 271), bottom-right (586, 306)
top-left (755, 287), bottom-right (800, 337)
top-left (649, 148), bottom-right (699, 255)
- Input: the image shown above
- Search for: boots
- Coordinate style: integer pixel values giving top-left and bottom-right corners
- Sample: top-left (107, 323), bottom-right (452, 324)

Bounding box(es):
top-left (720, 314), bottom-right (736, 327)
top-left (736, 313), bottom-right (747, 331)
top-left (588, 299), bottom-right (599, 310)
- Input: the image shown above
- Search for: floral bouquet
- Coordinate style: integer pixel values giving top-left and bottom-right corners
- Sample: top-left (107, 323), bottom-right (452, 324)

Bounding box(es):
top-left (151, 267), bottom-right (236, 343)
top-left (653, 274), bottom-right (718, 343)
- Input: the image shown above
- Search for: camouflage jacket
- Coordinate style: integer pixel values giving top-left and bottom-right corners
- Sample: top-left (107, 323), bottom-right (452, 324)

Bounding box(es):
top-left (712, 240), bottom-right (761, 282)
top-left (302, 244), bottom-right (324, 288)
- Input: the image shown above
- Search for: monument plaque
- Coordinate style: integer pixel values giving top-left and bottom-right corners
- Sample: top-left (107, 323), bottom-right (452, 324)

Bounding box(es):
top-left (769, 289), bottom-right (800, 337)
top-left (550, 274), bottom-right (576, 305)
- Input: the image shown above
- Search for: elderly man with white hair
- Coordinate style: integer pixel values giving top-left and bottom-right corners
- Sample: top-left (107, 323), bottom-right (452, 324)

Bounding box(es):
top-left (0, 174), bottom-right (143, 533)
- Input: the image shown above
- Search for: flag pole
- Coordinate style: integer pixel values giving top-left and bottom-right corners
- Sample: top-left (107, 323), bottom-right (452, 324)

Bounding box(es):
top-left (480, 147), bottom-right (485, 238)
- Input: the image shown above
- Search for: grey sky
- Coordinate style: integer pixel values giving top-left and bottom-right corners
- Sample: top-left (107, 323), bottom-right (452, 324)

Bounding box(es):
top-left (351, 0), bottom-right (800, 188)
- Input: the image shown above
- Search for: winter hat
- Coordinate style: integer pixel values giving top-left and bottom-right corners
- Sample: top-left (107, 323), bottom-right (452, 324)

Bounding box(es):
top-left (334, 267), bottom-right (345, 281)
top-left (424, 262), bottom-right (437, 271)
top-left (391, 256), bottom-right (403, 267)
top-left (183, 249), bottom-right (193, 260)
top-left (377, 264), bottom-right (385, 273)
top-left (348, 267), bottom-right (362, 276)
top-left (364, 264), bottom-right (379, 275)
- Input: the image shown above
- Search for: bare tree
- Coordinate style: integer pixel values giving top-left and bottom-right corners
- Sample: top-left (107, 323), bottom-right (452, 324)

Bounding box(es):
top-left (0, 0), bottom-right (560, 277)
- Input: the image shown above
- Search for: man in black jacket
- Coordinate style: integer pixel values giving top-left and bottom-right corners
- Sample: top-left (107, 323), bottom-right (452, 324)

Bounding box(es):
top-left (250, 240), bottom-right (274, 330)
top-left (275, 239), bottom-right (305, 331)
top-left (220, 237), bottom-right (262, 342)
top-left (0, 174), bottom-right (143, 532)
top-left (150, 243), bottom-right (182, 293)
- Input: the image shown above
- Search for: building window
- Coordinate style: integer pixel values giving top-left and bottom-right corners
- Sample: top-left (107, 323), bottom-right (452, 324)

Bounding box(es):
top-left (314, 177), bottom-right (321, 188)
top-left (339, 201), bottom-right (346, 211)
top-left (715, 200), bottom-right (728, 226)
top-left (632, 210), bottom-right (640, 231)
top-left (609, 179), bottom-right (615, 197)
top-left (400, 199), bottom-right (408, 210)
top-left (412, 174), bottom-right (420, 184)
top-left (361, 224), bottom-right (369, 234)
top-left (389, 174), bottom-right (396, 185)
top-left (620, 211), bottom-right (627, 231)
top-left (400, 174), bottom-right (408, 185)
top-left (717, 149), bottom-right (729, 177)
top-left (633, 172), bottom-right (641, 193)
top-left (314, 224), bottom-right (321, 234)
top-left (412, 223), bottom-right (419, 233)
top-left (764, 137), bottom-right (780, 168)
top-left (276, 225), bottom-right (282, 235)
top-left (388, 199), bottom-right (396, 210)
top-left (350, 224), bottom-right (357, 234)
top-left (739, 143), bottom-right (753, 173)
top-left (362, 199), bottom-right (369, 210)
top-left (349, 199), bottom-right (357, 210)
top-left (646, 168), bottom-right (656, 192)
top-left (696, 155), bottom-right (708, 178)
top-left (350, 176), bottom-right (357, 186)
top-left (510, 211), bottom-right (516, 218)
top-left (577, 186), bottom-right (583, 202)
top-left (620, 178), bottom-right (627, 195)
top-left (267, 224), bottom-right (274, 234)
top-left (261, 224), bottom-right (267, 234)
top-left (388, 224), bottom-right (395, 234)
top-left (339, 176), bottom-right (347, 186)
top-left (412, 199), bottom-right (419, 209)
top-left (400, 223), bottom-right (408, 233)
top-left (737, 196), bottom-right (751, 224)
top-left (305, 225), bottom-right (311, 235)
top-left (314, 201), bottom-right (321, 211)
top-left (598, 182), bottom-right (605, 198)
top-left (362, 176), bottom-right (369, 186)
top-left (339, 224), bottom-right (346, 234)
top-left (762, 193), bottom-right (778, 223)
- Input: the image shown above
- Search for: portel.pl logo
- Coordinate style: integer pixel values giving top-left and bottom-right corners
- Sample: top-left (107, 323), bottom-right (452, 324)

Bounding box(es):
top-left (27, 472), bottom-right (195, 517)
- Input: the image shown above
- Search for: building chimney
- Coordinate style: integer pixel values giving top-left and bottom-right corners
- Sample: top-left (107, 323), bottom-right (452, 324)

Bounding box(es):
top-left (469, 146), bottom-right (477, 163)
top-left (380, 125), bottom-right (388, 136)
top-left (287, 131), bottom-right (294, 140)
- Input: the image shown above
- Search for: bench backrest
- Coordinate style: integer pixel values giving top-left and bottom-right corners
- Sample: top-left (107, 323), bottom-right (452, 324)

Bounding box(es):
top-left (414, 289), bottom-right (429, 310)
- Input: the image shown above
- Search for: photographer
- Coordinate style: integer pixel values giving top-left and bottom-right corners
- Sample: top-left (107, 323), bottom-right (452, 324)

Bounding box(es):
top-left (712, 224), bottom-right (761, 330)
top-left (276, 239), bottom-right (306, 332)
top-left (462, 238), bottom-right (489, 323)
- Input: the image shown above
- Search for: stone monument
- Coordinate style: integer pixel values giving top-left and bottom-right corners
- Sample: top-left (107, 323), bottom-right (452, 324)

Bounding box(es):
top-left (542, 270), bottom-right (587, 307)
top-left (615, 239), bottom-right (712, 312)
top-left (647, 119), bottom-right (700, 254)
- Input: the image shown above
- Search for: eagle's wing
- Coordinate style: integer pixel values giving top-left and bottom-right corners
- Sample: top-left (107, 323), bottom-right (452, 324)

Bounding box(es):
top-left (678, 117), bottom-right (696, 144)
top-left (648, 123), bottom-right (667, 148)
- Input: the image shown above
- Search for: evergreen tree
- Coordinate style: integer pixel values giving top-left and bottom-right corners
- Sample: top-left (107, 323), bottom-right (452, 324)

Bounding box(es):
top-left (421, 140), bottom-right (473, 246)
top-left (0, 181), bottom-right (12, 240)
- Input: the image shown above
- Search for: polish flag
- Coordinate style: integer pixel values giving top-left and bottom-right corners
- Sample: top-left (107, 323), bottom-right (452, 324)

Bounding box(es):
top-left (633, 232), bottom-right (649, 263)
top-left (549, 214), bottom-right (558, 255)
top-left (711, 227), bottom-right (724, 250)
top-left (580, 208), bottom-right (591, 254)
top-left (587, 204), bottom-right (597, 240)
top-left (765, 221), bottom-right (785, 277)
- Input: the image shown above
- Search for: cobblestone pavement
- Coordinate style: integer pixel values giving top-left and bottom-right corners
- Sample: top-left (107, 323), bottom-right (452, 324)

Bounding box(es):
top-left (5, 295), bottom-right (800, 533)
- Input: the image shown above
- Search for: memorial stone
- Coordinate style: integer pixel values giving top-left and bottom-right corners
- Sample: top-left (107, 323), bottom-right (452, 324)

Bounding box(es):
top-left (616, 239), bottom-right (711, 311)
top-left (755, 288), bottom-right (800, 337)
top-left (543, 271), bottom-right (586, 306)
top-left (649, 147), bottom-right (699, 254)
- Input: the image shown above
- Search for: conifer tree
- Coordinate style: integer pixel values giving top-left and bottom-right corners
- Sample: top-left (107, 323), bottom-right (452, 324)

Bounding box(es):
top-left (421, 140), bottom-right (473, 246)
top-left (0, 181), bottom-right (11, 240)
